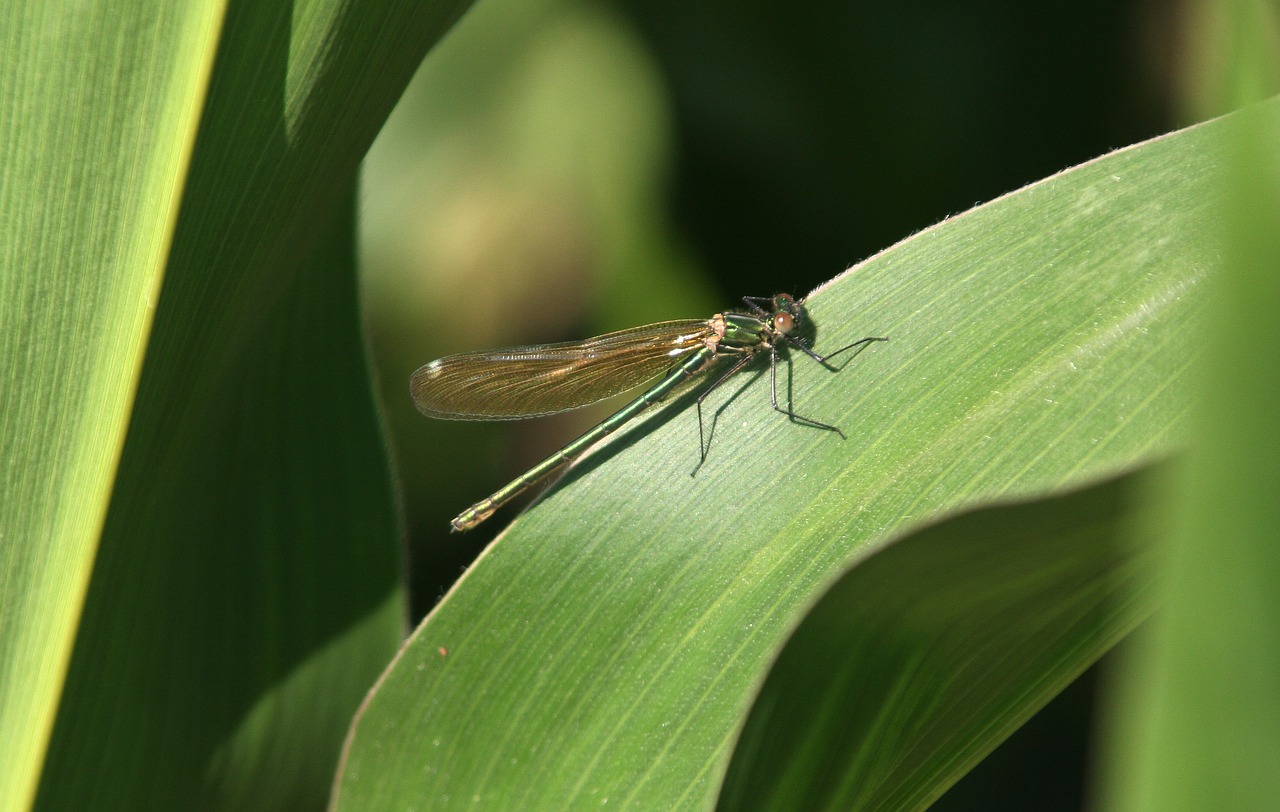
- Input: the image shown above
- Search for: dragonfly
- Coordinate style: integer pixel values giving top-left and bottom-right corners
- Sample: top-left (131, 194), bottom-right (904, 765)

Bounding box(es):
top-left (411, 293), bottom-right (885, 531)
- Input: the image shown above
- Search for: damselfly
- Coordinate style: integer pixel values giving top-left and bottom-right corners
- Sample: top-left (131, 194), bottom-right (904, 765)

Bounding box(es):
top-left (411, 293), bottom-right (884, 531)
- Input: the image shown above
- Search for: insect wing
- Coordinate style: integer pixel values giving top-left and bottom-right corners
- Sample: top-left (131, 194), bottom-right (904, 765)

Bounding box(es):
top-left (411, 319), bottom-right (713, 419)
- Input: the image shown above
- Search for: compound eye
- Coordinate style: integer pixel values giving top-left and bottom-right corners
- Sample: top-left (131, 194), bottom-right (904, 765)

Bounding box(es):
top-left (774, 311), bottom-right (795, 334)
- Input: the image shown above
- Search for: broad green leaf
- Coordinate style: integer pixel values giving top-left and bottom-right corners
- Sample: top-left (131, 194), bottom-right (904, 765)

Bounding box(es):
top-left (3, 1), bottom-right (472, 809)
top-left (334, 94), bottom-right (1239, 807)
top-left (0, 6), bottom-right (224, 809)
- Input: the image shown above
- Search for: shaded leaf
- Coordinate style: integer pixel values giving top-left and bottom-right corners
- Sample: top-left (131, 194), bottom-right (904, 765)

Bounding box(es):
top-left (2, 1), bottom-right (473, 809)
top-left (720, 468), bottom-right (1157, 811)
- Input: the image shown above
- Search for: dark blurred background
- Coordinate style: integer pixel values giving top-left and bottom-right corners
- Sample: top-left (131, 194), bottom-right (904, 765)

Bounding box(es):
top-left (359, 0), bottom-right (1189, 807)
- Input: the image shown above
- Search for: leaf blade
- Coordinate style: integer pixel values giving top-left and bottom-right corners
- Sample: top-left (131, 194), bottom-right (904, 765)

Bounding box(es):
top-left (334, 97), bottom-right (1239, 809)
top-left (0, 5), bottom-right (225, 807)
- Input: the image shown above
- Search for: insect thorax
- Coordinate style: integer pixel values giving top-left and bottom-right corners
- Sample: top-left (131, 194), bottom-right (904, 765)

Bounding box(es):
top-left (718, 313), bottom-right (772, 351)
